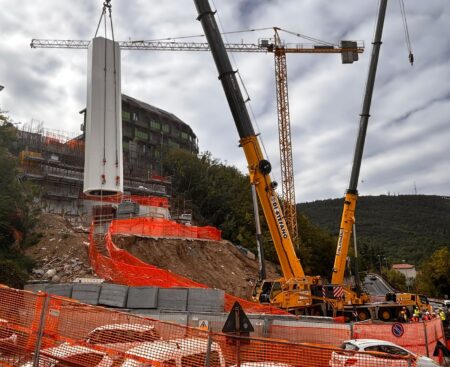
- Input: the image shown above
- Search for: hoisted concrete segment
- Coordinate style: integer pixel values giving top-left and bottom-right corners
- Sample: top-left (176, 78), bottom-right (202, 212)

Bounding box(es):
top-left (84, 37), bottom-right (123, 197)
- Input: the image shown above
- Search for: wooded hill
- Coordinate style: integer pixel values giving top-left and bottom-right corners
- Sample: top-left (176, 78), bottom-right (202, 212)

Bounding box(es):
top-left (298, 195), bottom-right (450, 267)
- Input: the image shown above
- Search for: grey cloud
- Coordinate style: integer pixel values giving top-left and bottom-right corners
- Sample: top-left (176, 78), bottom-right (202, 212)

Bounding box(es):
top-left (0, 0), bottom-right (449, 202)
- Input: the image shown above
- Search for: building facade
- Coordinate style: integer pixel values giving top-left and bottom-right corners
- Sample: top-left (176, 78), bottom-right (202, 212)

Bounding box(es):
top-left (18, 95), bottom-right (198, 224)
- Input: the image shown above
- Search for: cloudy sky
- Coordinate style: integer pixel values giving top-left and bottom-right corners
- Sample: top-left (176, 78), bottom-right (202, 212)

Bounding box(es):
top-left (0, 1), bottom-right (449, 202)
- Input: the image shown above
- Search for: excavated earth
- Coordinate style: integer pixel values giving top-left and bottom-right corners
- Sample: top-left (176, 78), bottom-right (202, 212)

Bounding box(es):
top-left (113, 235), bottom-right (280, 299)
top-left (26, 214), bottom-right (280, 299)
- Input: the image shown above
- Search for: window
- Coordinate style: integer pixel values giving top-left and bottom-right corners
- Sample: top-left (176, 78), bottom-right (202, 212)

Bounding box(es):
top-left (122, 111), bottom-right (130, 121)
top-left (169, 140), bottom-right (180, 149)
top-left (132, 112), bottom-right (139, 121)
top-left (379, 345), bottom-right (409, 356)
top-left (341, 342), bottom-right (359, 351)
top-left (135, 129), bottom-right (148, 141)
top-left (162, 124), bottom-right (170, 133)
top-left (181, 132), bottom-right (189, 140)
top-left (151, 120), bottom-right (161, 130)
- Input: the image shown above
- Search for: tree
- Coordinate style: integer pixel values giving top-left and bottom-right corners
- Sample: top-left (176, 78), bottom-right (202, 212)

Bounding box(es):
top-left (0, 110), bottom-right (38, 287)
top-left (382, 268), bottom-right (407, 292)
top-left (415, 247), bottom-right (450, 297)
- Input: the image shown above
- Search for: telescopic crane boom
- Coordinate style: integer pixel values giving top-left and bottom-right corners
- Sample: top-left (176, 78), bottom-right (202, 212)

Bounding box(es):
top-left (192, 0), bottom-right (337, 313)
top-left (331, 0), bottom-right (387, 287)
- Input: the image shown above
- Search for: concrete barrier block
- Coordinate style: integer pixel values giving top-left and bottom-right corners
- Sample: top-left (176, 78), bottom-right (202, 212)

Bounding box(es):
top-left (99, 284), bottom-right (129, 307)
top-left (158, 288), bottom-right (188, 311)
top-left (187, 288), bottom-right (225, 312)
top-left (126, 287), bottom-right (159, 309)
top-left (127, 309), bottom-right (161, 319)
top-left (24, 283), bottom-right (48, 293)
top-left (46, 284), bottom-right (73, 298)
top-left (72, 284), bottom-right (101, 305)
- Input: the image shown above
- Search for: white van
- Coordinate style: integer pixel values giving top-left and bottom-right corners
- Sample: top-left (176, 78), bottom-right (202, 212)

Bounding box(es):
top-left (121, 337), bottom-right (226, 367)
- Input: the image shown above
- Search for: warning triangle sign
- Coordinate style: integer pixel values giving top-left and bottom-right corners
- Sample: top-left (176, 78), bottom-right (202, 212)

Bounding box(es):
top-left (222, 301), bottom-right (254, 333)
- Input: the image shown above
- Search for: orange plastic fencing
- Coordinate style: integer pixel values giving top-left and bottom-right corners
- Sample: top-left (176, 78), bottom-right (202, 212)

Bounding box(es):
top-left (89, 225), bottom-right (286, 315)
top-left (268, 320), bottom-right (352, 346)
top-left (353, 318), bottom-right (445, 362)
top-left (0, 285), bottom-right (418, 367)
top-left (108, 217), bottom-right (221, 241)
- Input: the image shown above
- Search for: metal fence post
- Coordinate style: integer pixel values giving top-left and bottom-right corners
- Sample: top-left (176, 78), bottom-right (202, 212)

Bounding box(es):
top-left (423, 320), bottom-right (430, 357)
top-left (204, 333), bottom-right (212, 367)
top-left (32, 293), bottom-right (50, 367)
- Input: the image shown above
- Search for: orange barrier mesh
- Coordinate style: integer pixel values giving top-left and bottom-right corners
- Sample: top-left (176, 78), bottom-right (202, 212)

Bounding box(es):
top-left (83, 194), bottom-right (170, 208)
top-left (0, 285), bottom-right (419, 367)
top-left (353, 318), bottom-right (445, 363)
top-left (268, 320), bottom-right (352, 346)
top-left (107, 217), bottom-right (221, 241)
top-left (89, 224), bottom-right (286, 315)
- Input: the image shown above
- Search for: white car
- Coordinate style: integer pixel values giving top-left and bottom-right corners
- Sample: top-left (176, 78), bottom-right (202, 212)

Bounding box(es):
top-left (329, 339), bottom-right (440, 367)
top-left (121, 337), bottom-right (226, 367)
top-left (21, 344), bottom-right (114, 367)
top-left (85, 323), bottom-right (161, 351)
top-left (231, 363), bottom-right (294, 367)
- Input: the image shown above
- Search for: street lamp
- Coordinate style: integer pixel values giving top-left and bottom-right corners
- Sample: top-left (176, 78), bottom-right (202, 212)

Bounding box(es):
top-left (0, 85), bottom-right (4, 91)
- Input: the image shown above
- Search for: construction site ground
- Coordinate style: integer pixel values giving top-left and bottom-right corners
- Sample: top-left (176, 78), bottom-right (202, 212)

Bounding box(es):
top-left (26, 213), bottom-right (280, 299)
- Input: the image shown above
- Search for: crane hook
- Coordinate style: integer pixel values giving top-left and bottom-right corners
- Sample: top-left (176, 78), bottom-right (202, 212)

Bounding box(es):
top-left (408, 52), bottom-right (414, 66)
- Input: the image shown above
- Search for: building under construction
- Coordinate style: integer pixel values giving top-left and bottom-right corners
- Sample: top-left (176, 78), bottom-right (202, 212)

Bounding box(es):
top-left (17, 94), bottom-right (199, 224)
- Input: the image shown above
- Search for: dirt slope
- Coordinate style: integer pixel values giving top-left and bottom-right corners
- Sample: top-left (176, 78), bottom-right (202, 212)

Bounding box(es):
top-left (25, 213), bottom-right (98, 282)
top-left (26, 214), bottom-right (280, 299)
top-left (113, 235), bottom-right (280, 299)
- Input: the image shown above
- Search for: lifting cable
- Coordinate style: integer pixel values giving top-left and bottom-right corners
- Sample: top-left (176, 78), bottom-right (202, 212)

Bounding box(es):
top-left (93, 0), bottom-right (120, 208)
top-left (398, 0), bottom-right (414, 65)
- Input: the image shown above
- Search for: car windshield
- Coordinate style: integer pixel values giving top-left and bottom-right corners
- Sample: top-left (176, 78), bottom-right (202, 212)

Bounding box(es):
top-left (341, 342), bottom-right (359, 351)
top-left (87, 328), bottom-right (160, 344)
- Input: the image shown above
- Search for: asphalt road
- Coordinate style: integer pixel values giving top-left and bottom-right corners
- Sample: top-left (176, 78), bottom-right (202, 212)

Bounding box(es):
top-left (363, 273), bottom-right (394, 296)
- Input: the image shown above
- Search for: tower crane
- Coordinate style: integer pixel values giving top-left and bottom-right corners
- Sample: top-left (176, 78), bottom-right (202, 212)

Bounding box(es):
top-left (31, 32), bottom-right (363, 246)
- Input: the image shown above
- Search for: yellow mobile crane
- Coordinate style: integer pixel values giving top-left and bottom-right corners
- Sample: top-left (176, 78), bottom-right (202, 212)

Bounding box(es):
top-left (331, 0), bottom-right (431, 321)
top-left (192, 0), bottom-right (350, 315)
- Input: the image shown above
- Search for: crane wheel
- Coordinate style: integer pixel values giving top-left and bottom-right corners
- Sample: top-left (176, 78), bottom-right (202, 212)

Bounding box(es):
top-left (358, 309), bottom-right (370, 321)
top-left (378, 308), bottom-right (392, 321)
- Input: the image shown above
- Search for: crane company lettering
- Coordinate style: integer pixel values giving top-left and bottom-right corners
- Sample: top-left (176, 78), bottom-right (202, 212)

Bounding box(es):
top-left (271, 196), bottom-right (288, 239)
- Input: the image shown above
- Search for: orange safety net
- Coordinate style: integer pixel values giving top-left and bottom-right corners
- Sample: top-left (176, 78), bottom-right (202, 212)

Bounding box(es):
top-left (89, 222), bottom-right (286, 315)
top-left (83, 194), bottom-right (169, 208)
top-left (353, 318), bottom-right (445, 363)
top-left (0, 285), bottom-right (419, 367)
top-left (108, 217), bottom-right (221, 241)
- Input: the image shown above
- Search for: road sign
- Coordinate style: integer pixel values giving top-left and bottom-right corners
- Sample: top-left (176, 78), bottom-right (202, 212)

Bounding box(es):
top-left (222, 301), bottom-right (254, 333)
top-left (391, 323), bottom-right (405, 337)
top-left (198, 319), bottom-right (209, 331)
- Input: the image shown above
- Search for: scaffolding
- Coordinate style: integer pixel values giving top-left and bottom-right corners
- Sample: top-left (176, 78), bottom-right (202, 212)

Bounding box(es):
top-left (16, 123), bottom-right (172, 225)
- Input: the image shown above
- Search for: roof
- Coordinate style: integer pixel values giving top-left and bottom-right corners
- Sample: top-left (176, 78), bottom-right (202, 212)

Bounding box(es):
top-left (88, 323), bottom-right (155, 332)
top-left (344, 339), bottom-right (407, 349)
top-left (392, 264), bottom-right (415, 269)
top-left (123, 338), bottom-right (222, 364)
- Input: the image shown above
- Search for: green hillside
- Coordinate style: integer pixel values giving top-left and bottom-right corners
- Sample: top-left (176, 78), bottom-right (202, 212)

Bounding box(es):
top-left (298, 195), bottom-right (450, 267)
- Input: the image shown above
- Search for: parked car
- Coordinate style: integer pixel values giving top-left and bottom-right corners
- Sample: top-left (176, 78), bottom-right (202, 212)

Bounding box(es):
top-left (21, 344), bottom-right (114, 367)
top-left (329, 339), bottom-right (440, 367)
top-left (231, 363), bottom-right (294, 367)
top-left (121, 337), bottom-right (226, 367)
top-left (85, 323), bottom-right (161, 351)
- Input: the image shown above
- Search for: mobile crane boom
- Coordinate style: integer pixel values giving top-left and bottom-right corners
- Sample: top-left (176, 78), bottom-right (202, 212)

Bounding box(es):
top-left (331, 0), bottom-right (387, 286)
top-left (193, 0), bottom-right (305, 282)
